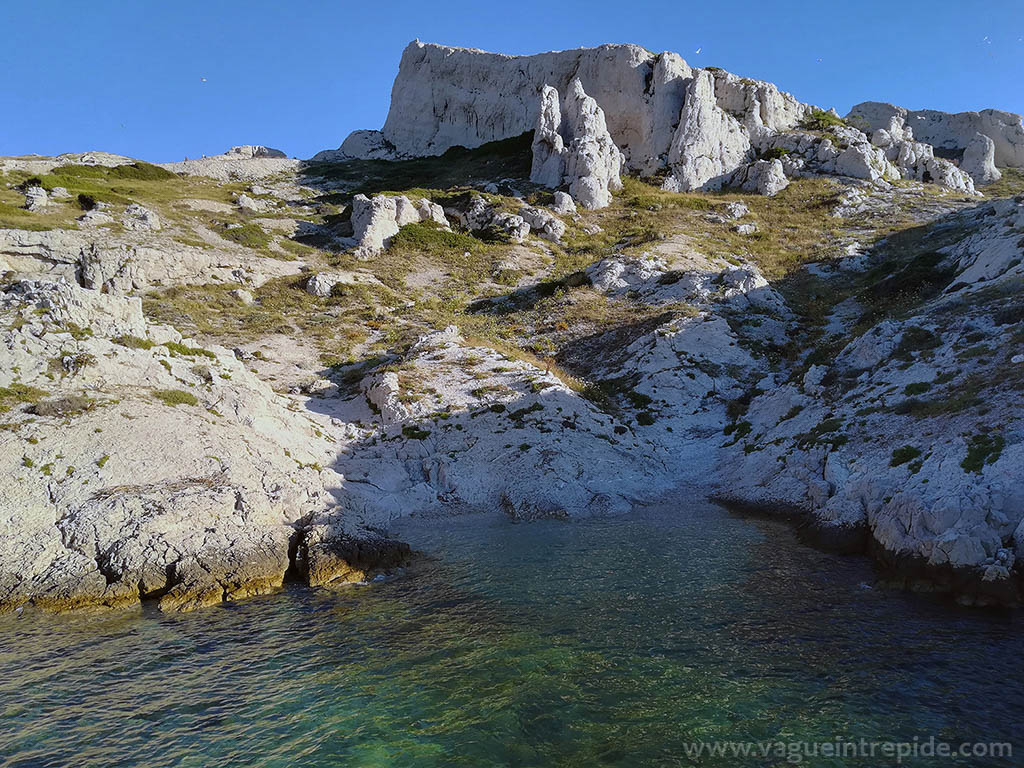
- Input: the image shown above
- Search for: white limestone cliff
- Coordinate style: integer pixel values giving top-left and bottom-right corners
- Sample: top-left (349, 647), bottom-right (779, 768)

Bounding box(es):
top-left (330, 41), bottom-right (1020, 198)
top-left (847, 101), bottom-right (1024, 169)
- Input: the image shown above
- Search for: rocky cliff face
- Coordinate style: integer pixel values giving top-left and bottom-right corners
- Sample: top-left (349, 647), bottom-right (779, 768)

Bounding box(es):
top-left (328, 41), bottom-right (1023, 207)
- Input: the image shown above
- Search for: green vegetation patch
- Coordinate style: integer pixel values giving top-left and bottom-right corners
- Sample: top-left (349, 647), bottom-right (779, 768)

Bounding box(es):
top-left (48, 162), bottom-right (177, 183)
top-left (153, 389), bottom-right (199, 407)
top-left (890, 445), bottom-right (922, 467)
top-left (795, 417), bottom-right (847, 449)
top-left (0, 382), bottom-right (47, 413)
top-left (220, 222), bottom-right (271, 250)
top-left (895, 326), bottom-right (941, 360)
top-left (113, 335), bottom-right (155, 350)
top-left (800, 109), bottom-right (848, 131)
top-left (390, 220), bottom-right (481, 252)
top-left (401, 425), bottom-right (431, 440)
top-left (163, 341), bottom-right (216, 359)
top-left (903, 382), bottom-right (932, 396)
top-left (961, 433), bottom-right (1004, 474)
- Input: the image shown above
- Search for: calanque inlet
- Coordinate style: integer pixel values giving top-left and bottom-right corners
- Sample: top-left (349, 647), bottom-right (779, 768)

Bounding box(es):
top-left (2, 39), bottom-right (1024, 618)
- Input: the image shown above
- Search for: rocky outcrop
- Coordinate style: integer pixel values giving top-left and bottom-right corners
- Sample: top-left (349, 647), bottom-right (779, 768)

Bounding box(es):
top-left (358, 41), bottom-right (689, 167)
top-left (0, 278), bottom-right (413, 614)
top-left (519, 205), bottom-right (566, 243)
top-left (529, 79), bottom-right (625, 209)
top-left (847, 101), bottom-right (1024, 168)
top-left (731, 158), bottom-right (789, 196)
top-left (664, 70), bottom-right (751, 192)
top-left (121, 204), bottom-right (161, 231)
top-left (330, 325), bottom-right (678, 524)
top-left (225, 145), bottom-right (287, 159)
top-left (160, 146), bottom-right (298, 181)
top-left (24, 186), bottom-right (49, 211)
top-left (350, 193), bottom-right (449, 258)
top-left (334, 41), bottom-right (1010, 196)
top-left (961, 133), bottom-right (1002, 186)
top-left (0, 227), bottom-right (302, 293)
top-left (717, 198), bottom-right (1024, 605)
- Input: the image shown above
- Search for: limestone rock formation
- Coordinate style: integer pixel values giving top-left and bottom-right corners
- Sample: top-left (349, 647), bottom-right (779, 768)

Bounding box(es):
top-left (350, 193), bottom-right (450, 258)
top-left (120, 204), bottom-right (161, 231)
top-left (332, 42), bottom-right (1023, 197)
top-left (551, 191), bottom-right (577, 215)
top-left (0, 280), bottom-right (326, 612)
top-left (225, 145), bottom-right (287, 159)
top-left (847, 101), bottom-right (1024, 168)
top-left (0, 225), bottom-right (301, 295)
top-left (664, 70), bottom-right (751, 192)
top-left (24, 186), bottom-right (49, 211)
top-left (716, 197), bottom-right (1024, 604)
top-left (731, 158), bottom-right (789, 197)
top-left (446, 194), bottom-right (530, 242)
top-left (961, 133), bottom-right (1002, 186)
top-left (330, 326), bottom-right (675, 523)
top-left (160, 146), bottom-right (298, 181)
top-left (519, 205), bottom-right (566, 243)
top-left (529, 79), bottom-right (625, 209)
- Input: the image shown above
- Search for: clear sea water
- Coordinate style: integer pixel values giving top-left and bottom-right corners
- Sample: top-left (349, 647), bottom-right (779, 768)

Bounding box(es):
top-left (1, 500), bottom-right (1021, 767)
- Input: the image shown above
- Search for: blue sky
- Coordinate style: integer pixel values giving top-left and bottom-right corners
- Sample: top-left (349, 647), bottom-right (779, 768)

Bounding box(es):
top-left (1, 0), bottom-right (1021, 162)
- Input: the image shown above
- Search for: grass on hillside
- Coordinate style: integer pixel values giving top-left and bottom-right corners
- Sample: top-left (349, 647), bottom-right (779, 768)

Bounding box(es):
top-left (983, 168), bottom-right (1024, 199)
top-left (1, 162), bottom-right (251, 231)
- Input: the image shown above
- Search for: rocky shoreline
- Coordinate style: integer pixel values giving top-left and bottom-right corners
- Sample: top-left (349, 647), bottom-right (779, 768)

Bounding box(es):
top-left (715, 496), bottom-right (1023, 608)
top-left (2, 40), bottom-right (1022, 615)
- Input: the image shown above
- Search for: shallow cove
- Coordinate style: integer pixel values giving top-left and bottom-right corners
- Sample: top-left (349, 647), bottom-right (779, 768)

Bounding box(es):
top-left (1, 499), bottom-right (1022, 767)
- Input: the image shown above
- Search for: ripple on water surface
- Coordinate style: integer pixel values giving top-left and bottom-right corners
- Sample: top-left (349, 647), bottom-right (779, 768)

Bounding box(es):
top-left (0, 501), bottom-right (1021, 767)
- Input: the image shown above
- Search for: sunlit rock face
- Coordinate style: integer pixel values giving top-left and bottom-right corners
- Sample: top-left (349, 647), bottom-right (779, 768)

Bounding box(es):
top-left (329, 41), bottom-right (1022, 204)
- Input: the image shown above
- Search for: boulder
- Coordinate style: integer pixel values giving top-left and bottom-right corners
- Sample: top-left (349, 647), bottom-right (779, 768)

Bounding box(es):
top-left (961, 133), bottom-right (1002, 185)
top-left (449, 194), bottom-right (529, 242)
top-left (305, 273), bottom-right (341, 297)
top-left (24, 186), bottom-right (48, 211)
top-left (236, 193), bottom-right (269, 213)
top-left (519, 205), bottom-right (566, 244)
top-left (361, 371), bottom-right (409, 425)
top-left (551, 191), bottom-right (577, 215)
top-left (351, 194), bottom-right (401, 258)
top-left (229, 288), bottom-right (254, 305)
top-left (351, 194), bottom-right (451, 258)
top-left (733, 158), bottom-right (789, 196)
top-left (121, 204), bottom-right (161, 231)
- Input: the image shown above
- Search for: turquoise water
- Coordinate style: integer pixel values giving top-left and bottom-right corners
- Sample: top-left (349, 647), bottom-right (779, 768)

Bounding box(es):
top-left (1, 501), bottom-right (1021, 767)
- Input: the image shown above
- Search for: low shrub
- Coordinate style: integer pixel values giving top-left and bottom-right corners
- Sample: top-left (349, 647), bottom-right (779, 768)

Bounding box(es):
top-left (153, 389), bottom-right (199, 407)
top-left (163, 341), bottom-right (215, 358)
top-left (113, 335), bottom-right (155, 350)
top-left (890, 445), bottom-right (922, 467)
top-left (895, 326), bottom-right (941, 359)
top-left (799, 109), bottom-right (847, 131)
top-left (961, 433), bottom-right (1004, 474)
top-left (221, 223), bottom-right (271, 250)
top-left (0, 382), bottom-right (47, 412)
